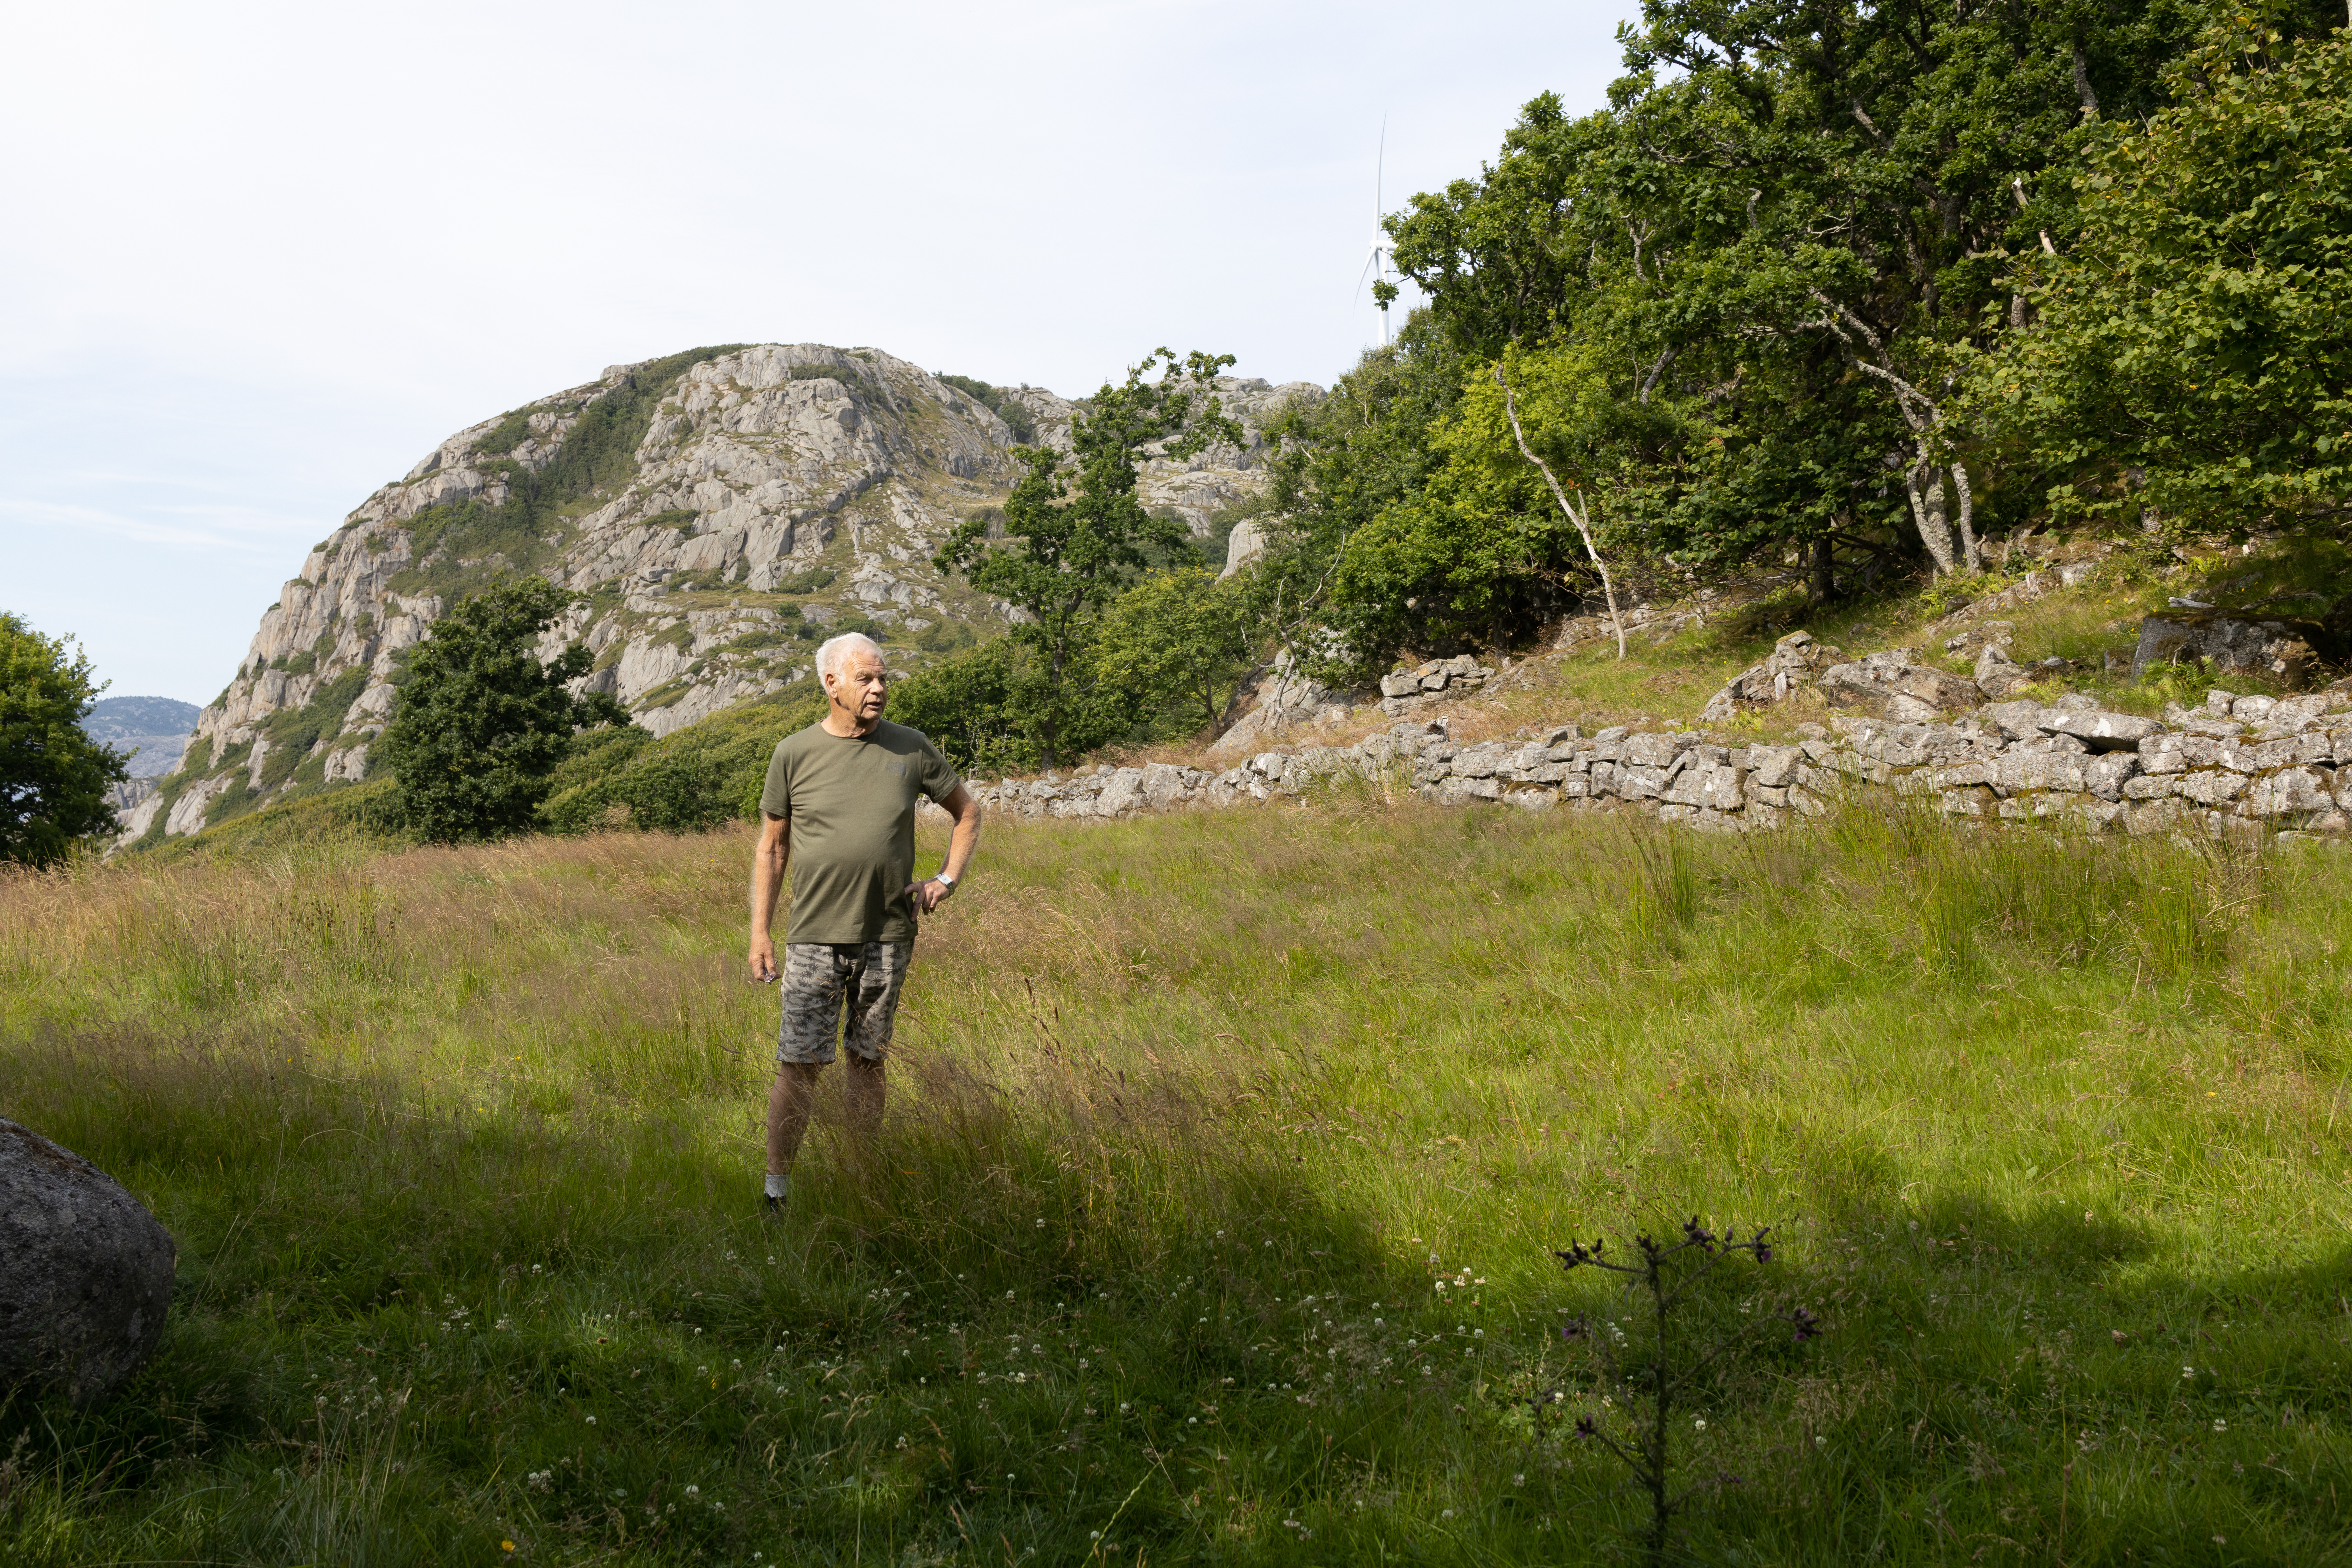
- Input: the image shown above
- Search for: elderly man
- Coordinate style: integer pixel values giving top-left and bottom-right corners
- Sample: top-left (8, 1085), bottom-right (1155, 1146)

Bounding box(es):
top-left (748, 631), bottom-right (982, 1212)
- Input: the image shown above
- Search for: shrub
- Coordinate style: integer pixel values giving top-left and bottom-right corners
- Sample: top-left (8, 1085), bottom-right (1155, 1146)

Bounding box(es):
top-left (887, 638), bottom-right (1053, 777)
top-left (937, 373), bottom-right (1037, 443)
top-left (537, 685), bottom-right (826, 834)
top-left (771, 566), bottom-right (837, 595)
top-left (476, 410), bottom-right (534, 455)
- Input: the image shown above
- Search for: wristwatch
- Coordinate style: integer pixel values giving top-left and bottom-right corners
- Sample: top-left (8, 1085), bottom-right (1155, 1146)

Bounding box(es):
top-left (933, 872), bottom-right (957, 891)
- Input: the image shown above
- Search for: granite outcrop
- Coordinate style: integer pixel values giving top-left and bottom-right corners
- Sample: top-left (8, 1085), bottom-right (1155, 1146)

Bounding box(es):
top-left (131, 349), bottom-right (1320, 846)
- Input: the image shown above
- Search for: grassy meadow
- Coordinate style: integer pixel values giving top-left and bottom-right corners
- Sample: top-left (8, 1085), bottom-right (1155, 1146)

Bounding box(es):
top-left (4, 796), bottom-right (2351, 1565)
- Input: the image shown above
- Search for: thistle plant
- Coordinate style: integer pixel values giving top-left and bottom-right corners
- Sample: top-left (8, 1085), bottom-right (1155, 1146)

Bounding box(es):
top-left (1546, 1219), bottom-right (1823, 1564)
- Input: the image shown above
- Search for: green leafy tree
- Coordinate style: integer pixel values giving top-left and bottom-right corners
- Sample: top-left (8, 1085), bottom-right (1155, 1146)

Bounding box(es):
top-left (1963, 15), bottom-right (2352, 536)
top-left (935, 349), bottom-right (1242, 765)
top-left (1092, 567), bottom-right (1252, 731)
top-left (885, 637), bottom-right (1041, 777)
top-left (0, 612), bottom-right (129, 866)
top-left (377, 578), bottom-right (632, 842)
top-left (1378, 0), bottom-right (2317, 582)
top-left (1256, 323), bottom-right (1475, 677)
top-left (1329, 338), bottom-right (1680, 662)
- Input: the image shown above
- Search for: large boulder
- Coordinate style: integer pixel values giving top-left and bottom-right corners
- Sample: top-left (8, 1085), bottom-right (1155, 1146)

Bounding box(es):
top-left (1221, 517), bottom-right (1267, 578)
top-left (1697, 630), bottom-right (1840, 723)
top-left (2131, 612), bottom-right (2338, 686)
top-left (1817, 651), bottom-right (1982, 721)
top-left (2037, 709), bottom-right (2168, 752)
top-left (0, 1119), bottom-right (176, 1406)
top-left (1210, 649), bottom-right (1353, 757)
top-left (1973, 641), bottom-right (2035, 700)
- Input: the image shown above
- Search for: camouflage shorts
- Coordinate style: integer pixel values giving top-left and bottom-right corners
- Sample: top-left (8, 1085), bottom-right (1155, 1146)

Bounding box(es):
top-left (777, 942), bottom-right (911, 1065)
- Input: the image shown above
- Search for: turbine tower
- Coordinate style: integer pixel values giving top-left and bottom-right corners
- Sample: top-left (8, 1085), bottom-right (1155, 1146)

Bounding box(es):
top-left (1356, 118), bottom-right (1396, 346)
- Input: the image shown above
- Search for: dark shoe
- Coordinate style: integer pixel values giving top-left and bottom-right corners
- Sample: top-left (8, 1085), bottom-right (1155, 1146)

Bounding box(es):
top-left (764, 1192), bottom-right (786, 1218)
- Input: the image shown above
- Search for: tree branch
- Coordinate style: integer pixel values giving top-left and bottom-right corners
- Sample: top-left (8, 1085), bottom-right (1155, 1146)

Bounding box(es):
top-left (1494, 366), bottom-right (1627, 661)
top-left (1639, 346), bottom-right (1678, 406)
top-left (2071, 42), bottom-right (2100, 116)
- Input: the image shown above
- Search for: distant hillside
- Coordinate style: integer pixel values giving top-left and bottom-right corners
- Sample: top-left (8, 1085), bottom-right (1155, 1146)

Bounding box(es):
top-left (82, 694), bottom-right (199, 781)
top-left (121, 345), bottom-right (1320, 849)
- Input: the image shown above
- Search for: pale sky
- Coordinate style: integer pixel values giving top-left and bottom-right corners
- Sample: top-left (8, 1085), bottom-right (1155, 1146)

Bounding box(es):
top-left (1, 0), bottom-right (1638, 703)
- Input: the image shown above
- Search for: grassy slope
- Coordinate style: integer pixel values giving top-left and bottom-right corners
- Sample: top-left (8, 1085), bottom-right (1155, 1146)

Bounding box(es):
top-left (1287, 535), bottom-right (2352, 758)
top-left (8, 797), bottom-right (2351, 1564)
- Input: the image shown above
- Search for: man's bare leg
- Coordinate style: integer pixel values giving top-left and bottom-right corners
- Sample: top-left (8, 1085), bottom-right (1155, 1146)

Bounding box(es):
top-left (766, 1056), bottom-right (882, 1208)
top-left (768, 1063), bottom-right (822, 1183)
top-left (846, 1053), bottom-right (885, 1138)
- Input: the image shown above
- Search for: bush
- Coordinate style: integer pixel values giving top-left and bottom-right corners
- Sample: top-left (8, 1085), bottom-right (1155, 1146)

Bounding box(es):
top-left (937, 373), bottom-right (1037, 443)
top-left (887, 638), bottom-right (1037, 777)
top-left (1092, 567), bottom-right (1251, 730)
top-left (476, 410), bottom-right (534, 455)
top-left (771, 566), bottom-right (837, 595)
top-left (537, 685), bottom-right (827, 834)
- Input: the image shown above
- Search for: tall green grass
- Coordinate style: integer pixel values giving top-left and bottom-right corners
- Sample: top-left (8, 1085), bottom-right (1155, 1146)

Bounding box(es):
top-left (4, 800), bottom-right (2349, 1564)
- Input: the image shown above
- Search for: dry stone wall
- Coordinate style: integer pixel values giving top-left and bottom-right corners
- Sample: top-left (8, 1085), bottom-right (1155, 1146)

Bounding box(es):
top-left (960, 685), bottom-right (2352, 842)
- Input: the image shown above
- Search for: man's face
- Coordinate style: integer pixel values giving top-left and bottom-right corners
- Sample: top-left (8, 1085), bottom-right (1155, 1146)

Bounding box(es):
top-left (827, 648), bottom-right (889, 722)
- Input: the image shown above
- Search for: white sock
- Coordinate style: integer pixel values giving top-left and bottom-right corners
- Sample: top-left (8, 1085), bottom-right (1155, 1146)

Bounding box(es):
top-left (764, 1172), bottom-right (788, 1199)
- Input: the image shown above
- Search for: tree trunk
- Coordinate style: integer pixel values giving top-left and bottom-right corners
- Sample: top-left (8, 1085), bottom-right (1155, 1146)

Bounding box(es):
top-left (1905, 457), bottom-right (1959, 575)
top-left (1493, 367), bottom-right (1627, 659)
top-left (1951, 462), bottom-right (1980, 573)
top-left (1809, 532), bottom-right (1836, 604)
top-left (1042, 633), bottom-right (1066, 768)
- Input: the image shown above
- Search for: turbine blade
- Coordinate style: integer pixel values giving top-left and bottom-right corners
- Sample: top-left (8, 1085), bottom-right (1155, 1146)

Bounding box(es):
top-left (1355, 250), bottom-right (1378, 299)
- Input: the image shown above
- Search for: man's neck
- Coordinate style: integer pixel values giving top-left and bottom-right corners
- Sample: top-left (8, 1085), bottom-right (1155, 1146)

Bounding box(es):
top-left (822, 707), bottom-right (878, 738)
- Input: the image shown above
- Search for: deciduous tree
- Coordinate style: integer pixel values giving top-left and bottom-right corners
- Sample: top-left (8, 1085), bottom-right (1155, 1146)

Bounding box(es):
top-left (377, 578), bottom-right (631, 842)
top-left (935, 349), bottom-right (1240, 765)
top-left (0, 612), bottom-right (128, 866)
top-left (1964, 15), bottom-right (2352, 536)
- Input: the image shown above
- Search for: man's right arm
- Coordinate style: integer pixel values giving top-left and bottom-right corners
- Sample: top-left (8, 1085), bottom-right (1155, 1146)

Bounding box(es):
top-left (749, 810), bottom-right (789, 981)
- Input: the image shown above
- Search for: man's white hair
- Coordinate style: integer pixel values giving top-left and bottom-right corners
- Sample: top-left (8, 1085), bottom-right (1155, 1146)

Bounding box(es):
top-left (816, 631), bottom-right (884, 684)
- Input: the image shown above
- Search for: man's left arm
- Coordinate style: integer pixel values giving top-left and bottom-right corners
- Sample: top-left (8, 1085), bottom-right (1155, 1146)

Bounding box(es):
top-left (911, 783), bottom-right (982, 914)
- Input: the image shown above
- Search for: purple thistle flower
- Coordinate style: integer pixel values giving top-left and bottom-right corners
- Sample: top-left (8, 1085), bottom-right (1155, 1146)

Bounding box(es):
top-left (1561, 1316), bottom-right (1590, 1341)
top-left (1574, 1415), bottom-right (1597, 1438)
top-left (1790, 1306), bottom-right (1822, 1342)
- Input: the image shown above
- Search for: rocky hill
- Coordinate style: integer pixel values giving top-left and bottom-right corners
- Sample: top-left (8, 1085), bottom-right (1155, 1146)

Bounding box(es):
top-left (81, 696), bottom-right (198, 779)
top-left (122, 345), bottom-right (1319, 847)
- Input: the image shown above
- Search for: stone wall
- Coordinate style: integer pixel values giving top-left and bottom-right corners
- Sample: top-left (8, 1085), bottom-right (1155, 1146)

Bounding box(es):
top-left (958, 686), bottom-right (2352, 841)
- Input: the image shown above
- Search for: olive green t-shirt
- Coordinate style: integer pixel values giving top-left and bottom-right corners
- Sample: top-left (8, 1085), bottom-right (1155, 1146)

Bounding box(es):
top-left (760, 720), bottom-right (961, 944)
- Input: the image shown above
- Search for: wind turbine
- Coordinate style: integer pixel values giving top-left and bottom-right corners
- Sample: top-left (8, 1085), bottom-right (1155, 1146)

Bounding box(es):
top-left (1356, 118), bottom-right (1397, 346)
